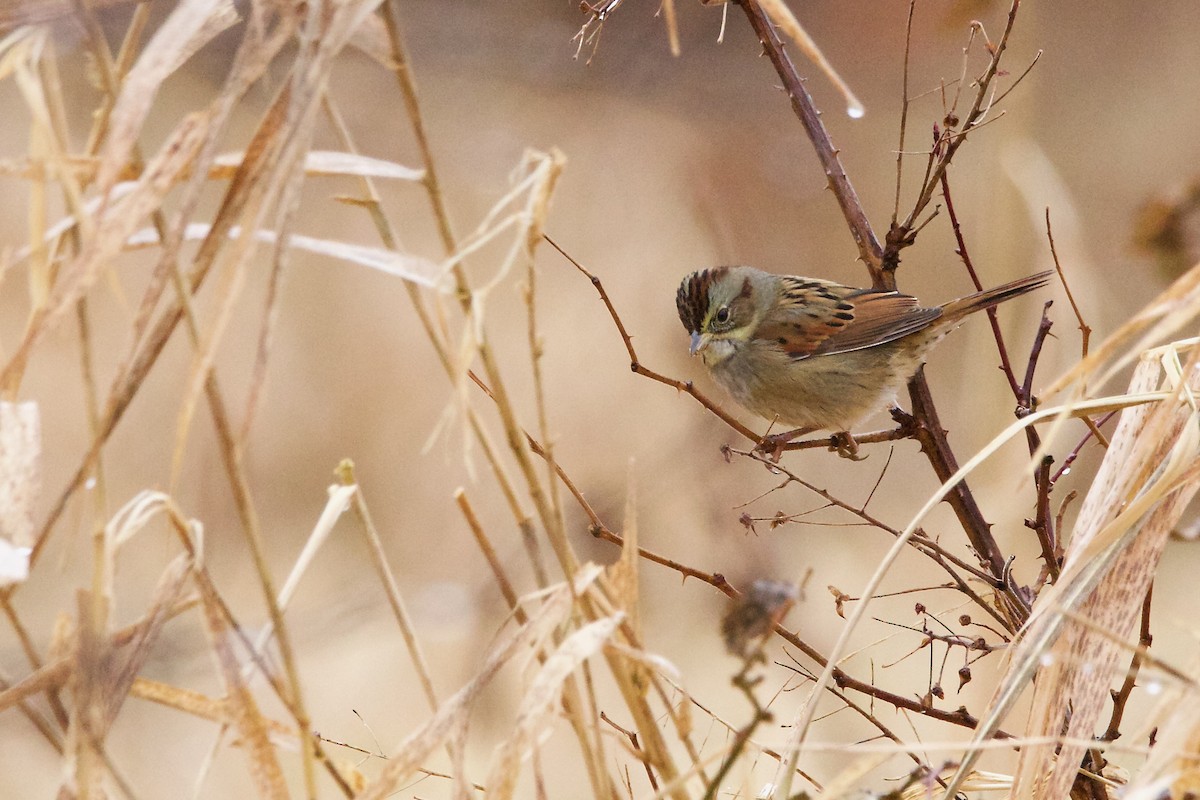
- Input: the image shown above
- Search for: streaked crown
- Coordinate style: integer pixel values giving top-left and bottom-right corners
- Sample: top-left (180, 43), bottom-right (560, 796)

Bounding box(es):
top-left (675, 267), bottom-right (729, 333)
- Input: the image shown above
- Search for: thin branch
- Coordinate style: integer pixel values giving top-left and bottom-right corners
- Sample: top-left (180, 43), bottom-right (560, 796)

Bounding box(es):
top-left (1046, 207), bottom-right (1092, 358)
top-left (1101, 585), bottom-right (1154, 742)
top-left (940, 164), bottom-right (1021, 399)
top-left (546, 234), bottom-right (758, 441)
top-left (1051, 411), bottom-right (1117, 485)
top-left (736, 0), bottom-right (885, 283)
top-left (895, 0), bottom-right (1023, 244)
top-left (892, 0), bottom-right (917, 226)
top-left (1024, 454), bottom-right (1060, 582)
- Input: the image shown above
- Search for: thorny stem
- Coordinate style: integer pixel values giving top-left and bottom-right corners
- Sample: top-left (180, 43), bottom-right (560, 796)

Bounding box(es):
top-left (1101, 584), bottom-right (1154, 742)
top-left (1025, 455), bottom-right (1060, 582)
top-left (735, 0), bottom-right (1021, 585)
top-left (546, 234), bottom-right (759, 441)
top-left (582, 496), bottom-right (1008, 736)
top-left (1051, 411), bottom-right (1117, 485)
top-left (736, 0), bottom-right (885, 285)
top-left (940, 164), bottom-right (1022, 400)
top-left (600, 712), bottom-right (658, 793)
top-left (732, 448), bottom-right (1013, 631)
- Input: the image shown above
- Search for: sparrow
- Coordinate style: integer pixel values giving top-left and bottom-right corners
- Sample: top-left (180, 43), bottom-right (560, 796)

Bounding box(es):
top-left (676, 266), bottom-right (1052, 442)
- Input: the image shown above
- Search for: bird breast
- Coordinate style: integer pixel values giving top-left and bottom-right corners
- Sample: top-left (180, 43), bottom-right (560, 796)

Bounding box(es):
top-left (707, 336), bottom-right (931, 431)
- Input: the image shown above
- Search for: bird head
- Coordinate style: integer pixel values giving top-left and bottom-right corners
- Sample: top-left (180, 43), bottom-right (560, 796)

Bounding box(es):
top-left (676, 266), bottom-right (771, 366)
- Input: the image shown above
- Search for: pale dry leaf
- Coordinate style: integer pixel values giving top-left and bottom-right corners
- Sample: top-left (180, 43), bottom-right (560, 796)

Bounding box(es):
top-left (197, 578), bottom-right (289, 800)
top-left (124, 221), bottom-right (447, 288)
top-left (248, 483), bottom-right (356, 660)
top-left (0, 401), bottom-right (39, 586)
top-left (130, 676), bottom-right (297, 743)
top-left (486, 614), bottom-right (625, 800)
top-left (758, 0), bottom-right (864, 118)
top-left (347, 11), bottom-right (392, 66)
top-left (97, 0), bottom-right (238, 193)
top-left (95, 554), bottom-right (195, 729)
top-left (356, 570), bottom-right (595, 800)
top-left (608, 459), bottom-right (640, 638)
top-left (213, 149), bottom-right (424, 181)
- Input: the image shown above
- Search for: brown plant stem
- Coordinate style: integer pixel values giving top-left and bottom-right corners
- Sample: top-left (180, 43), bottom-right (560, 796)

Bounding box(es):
top-left (1025, 454), bottom-right (1060, 582)
top-left (1101, 584), bottom-right (1154, 742)
top-left (736, 0), bottom-right (884, 285)
top-left (899, 387), bottom-right (1007, 576)
top-left (940, 167), bottom-right (1022, 400)
top-left (546, 234), bottom-right (758, 441)
top-left (587, 510), bottom-right (1007, 736)
top-left (736, 0), bottom-right (1014, 582)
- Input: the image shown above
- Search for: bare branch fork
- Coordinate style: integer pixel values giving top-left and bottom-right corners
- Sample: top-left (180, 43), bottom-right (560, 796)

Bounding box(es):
top-left (735, 0), bottom-right (1032, 581)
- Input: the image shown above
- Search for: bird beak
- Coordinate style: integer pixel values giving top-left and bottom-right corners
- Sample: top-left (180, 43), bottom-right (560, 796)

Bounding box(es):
top-left (689, 331), bottom-right (708, 356)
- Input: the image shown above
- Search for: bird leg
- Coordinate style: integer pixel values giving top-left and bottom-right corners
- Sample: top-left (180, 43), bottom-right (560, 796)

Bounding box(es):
top-left (754, 428), bottom-right (869, 461)
top-left (828, 431), bottom-right (864, 461)
top-left (754, 426), bottom-right (816, 461)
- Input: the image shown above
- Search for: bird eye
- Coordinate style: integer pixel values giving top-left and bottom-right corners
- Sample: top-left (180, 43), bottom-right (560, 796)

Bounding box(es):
top-left (715, 307), bottom-right (730, 325)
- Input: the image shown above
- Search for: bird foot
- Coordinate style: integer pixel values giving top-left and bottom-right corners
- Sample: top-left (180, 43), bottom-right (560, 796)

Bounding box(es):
top-left (829, 431), bottom-right (865, 461)
top-left (753, 427), bottom-right (815, 462)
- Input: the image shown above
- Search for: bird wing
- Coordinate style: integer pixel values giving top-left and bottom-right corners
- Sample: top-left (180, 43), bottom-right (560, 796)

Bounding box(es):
top-left (753, 277), bottom-right (943, 360)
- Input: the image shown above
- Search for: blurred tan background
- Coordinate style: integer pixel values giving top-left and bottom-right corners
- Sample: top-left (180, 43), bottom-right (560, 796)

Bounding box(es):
top-left (2, 0), bottom-right (1200, 796)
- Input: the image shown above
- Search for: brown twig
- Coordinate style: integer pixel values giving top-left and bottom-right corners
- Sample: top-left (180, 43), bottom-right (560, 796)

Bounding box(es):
top-left (1046, 208), bottom-right (1091, 359)
top-left (730, 447), bottom-right (1013, 631)
top-left (601, 711), bottom-right (658, 793)
top-left (940, 163), bottom-right (1022, 400)
top-left (892, 0), bottom-right (1024, 248)
top-left (545, 234), bottom-right (758, 441)
top-left (590, 514), bottom-right (1006, 734)
top-left (777, 425), bottom-right (913, 454)
top-left (891, 0), bottom-right (917, 227)
top-left (1024, 454), bottom-right (1060, 582)
top-left (1102, 584), bottom-right (1154, 742)
top-left (1051, 411), bottom-right (1117, 485)
top-left (736, 0), bottom-right (885, 284)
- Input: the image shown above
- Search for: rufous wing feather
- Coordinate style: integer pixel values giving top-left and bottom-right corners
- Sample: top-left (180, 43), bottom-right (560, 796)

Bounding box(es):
top-left (753, 277), bottom-right (943, 360)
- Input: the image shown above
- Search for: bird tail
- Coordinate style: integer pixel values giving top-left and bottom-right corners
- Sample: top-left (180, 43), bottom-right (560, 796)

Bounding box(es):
top-left (940, 270), bottom-right (1054, 321)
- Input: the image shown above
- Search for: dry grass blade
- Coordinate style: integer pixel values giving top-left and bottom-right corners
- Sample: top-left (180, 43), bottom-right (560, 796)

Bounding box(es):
top-left (123, 222), bottom-right (446, 287)
top-left (0, 401), bottom-right (38, 585)
top-left (356, 568), bottom-right (601, 800)
top-left (940, 340), bottom-right (1200, 799)
top-left (96, 0), bottom-right (239, 193)
top-left (214, 149), bottom-right (425, 181)
top-left (1044, 259), bottom-right (1200, 399)
top-left (487, 614), bottom-right (626, 799)
top-left (337, 462), bottom-right (440, 713)
top-left (2, 111), bottom-right (211, 392)
top-left (243, 482), bottom-right (355, 664)
top-left (196, 577), bottom-right (289, 800)
top-left (757, 0), bottom-right (864, 118)
top-left (54, 492), bottom-right (199, 795)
